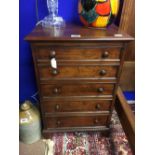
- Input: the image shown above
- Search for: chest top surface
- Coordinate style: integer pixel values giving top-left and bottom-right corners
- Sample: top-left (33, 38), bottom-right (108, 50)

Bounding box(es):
top-left (25, 24), bottom-right (134, 42)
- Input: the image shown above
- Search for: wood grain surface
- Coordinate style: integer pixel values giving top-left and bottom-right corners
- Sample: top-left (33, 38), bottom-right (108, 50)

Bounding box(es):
top-left (26, 23), bottom-right (133, 136)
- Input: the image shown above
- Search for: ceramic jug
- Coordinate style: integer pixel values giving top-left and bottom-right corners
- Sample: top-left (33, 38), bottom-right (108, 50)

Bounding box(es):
top-left (19, 100), bottom-right (41, 144)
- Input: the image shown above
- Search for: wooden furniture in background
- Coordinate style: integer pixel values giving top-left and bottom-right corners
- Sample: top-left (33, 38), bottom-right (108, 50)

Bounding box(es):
top-left (115, 86), bottom-right (135, 153)
top-left (25, 24), bottom-right (133, 138)
top-left (120, 61), bottom-right (135, 91)
top-left (119, 0), bottom-right (135, 61)
top-left (116, 1), bottom-right (135, 152)
top-left (119, 0), bottom-right (135, 91)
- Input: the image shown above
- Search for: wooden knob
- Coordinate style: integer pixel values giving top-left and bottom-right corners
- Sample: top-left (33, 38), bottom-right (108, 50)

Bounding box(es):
top-left (50, 51), bottom-right (56, 58)
top-left (53, 88), bottom-right (59, 94)
top-left (56, 120), bottom-right (61, 126)
top-left (100, 70), bottom-right (106, 76)
top-left (96, 104), bottom-right (101, 110)
top-left (94, 119), bottom-right (99, 124)
top-left (52, 69), bottom-right (59, 75)
top-left (55, 104), bottom-right (60, 110)
top-left (98, 88), bottom-right (104, 93)
top-left (102, 51), bottom-right (109, 58)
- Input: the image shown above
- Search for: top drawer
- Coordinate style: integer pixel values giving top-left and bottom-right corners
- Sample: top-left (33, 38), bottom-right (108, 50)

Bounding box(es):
top-left (36, 47), bottom-right (122, 61)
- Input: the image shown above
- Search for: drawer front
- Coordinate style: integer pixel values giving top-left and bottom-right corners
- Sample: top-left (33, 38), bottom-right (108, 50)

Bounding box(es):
top-left (42, 100), bottom-right (112, 113)
top-left (36, 47), bottom-right (121, 61)
top-left (41, 83), bottom-right (114, 97)
top-left (44, 115), bottom-right (109, 129)
top-left (39, 65), bottom-right (118, 79)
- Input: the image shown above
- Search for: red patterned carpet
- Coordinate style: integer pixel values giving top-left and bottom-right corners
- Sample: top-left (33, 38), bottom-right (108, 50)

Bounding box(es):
top-left (49, 111), bottom-right (133, 155)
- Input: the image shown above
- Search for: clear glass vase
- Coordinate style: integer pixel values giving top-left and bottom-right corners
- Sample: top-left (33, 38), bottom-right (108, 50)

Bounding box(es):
top-left (41, 0), bottom-right (65, 28)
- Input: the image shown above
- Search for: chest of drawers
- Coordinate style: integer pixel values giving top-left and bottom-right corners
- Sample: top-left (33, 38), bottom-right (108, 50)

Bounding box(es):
top-left (25, 24), bottom-right (133, 138)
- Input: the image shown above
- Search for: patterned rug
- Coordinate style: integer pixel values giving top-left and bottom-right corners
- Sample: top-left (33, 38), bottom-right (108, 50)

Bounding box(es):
top-left (49, 111), bottom-right (133, 155)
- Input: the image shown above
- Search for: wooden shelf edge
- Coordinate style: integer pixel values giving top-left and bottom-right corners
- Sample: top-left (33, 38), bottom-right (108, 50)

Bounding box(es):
top-left (115, 86), bottom-right (135, 154)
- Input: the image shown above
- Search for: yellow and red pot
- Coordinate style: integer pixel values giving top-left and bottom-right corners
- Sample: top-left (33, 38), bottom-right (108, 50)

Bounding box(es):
top-left (78, 0), bottom-right (120, 28)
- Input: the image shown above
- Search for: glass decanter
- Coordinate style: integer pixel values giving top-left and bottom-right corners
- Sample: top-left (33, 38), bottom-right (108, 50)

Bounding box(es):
top-left (41, 0), bottom-right (65, 28)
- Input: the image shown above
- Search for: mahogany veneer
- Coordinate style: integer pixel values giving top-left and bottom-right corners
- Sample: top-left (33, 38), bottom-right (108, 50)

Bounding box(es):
top-left (25, 24), bottom-right (133, 138)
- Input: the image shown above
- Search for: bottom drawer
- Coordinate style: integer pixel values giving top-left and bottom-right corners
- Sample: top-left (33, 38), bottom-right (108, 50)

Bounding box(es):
top-left (44, 115), bottom-right (109, 129)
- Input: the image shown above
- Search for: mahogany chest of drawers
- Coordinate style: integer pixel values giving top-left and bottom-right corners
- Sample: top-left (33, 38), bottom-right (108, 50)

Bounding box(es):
top-left (25, 24), bottom-right (133, 138)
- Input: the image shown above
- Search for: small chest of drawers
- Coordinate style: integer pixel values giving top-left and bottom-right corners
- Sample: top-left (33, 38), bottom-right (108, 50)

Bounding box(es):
top-left (25, 24), bottom-right (133, 138)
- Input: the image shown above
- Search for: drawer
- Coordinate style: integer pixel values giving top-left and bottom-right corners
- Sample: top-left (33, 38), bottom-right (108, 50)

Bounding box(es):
top-left (40, 83), bottom-right (114, 97)
top-left (42, 100), bottom-right (112, 113)
top-left (44, 115), bottom-right (109, 129)
top-left (36, 47), bottom-right (121, 61)
top-left (38, 65), bottom-right (118, 79)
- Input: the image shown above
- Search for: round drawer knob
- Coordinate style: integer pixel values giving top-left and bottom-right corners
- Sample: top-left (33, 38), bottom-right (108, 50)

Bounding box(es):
top-left (50, 51), bottom-right (56, 58)
top-left (100, 70), bottom-right (106, 76)
top-left (94, 119), bottom-right (99, 124)
top-left (52, 69), bottom-right (59, 75)
top-left (55, 104), bottom-right (60, 110)
top-left (102, 51), bottom-right (109, 58)
top-left (96, 104), bottom-right (101, 110)
top-left (53, 88), bottom-right (59, 94)
top-left (56, 120), bottom-right (61, 126)
top-left (98, 88), bottom-right (104, 93)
